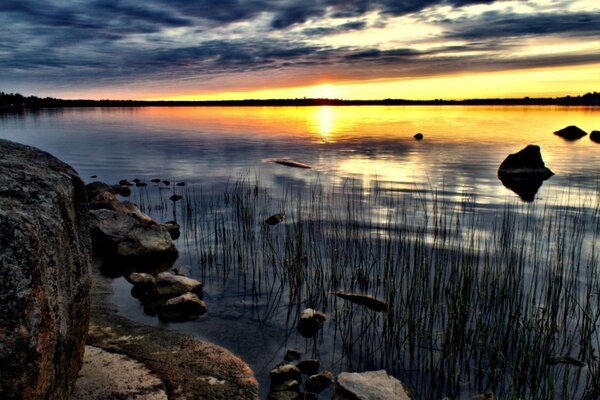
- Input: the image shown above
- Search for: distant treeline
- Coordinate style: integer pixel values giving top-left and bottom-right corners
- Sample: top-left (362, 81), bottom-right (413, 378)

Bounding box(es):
top-left (1, 91), bottom-right (599, 109)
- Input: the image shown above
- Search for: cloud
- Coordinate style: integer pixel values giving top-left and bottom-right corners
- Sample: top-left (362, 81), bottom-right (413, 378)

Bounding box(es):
top-left (442, 11), bottom-right (600, 39)
top-left (1, 0), bottom-right (599, 97)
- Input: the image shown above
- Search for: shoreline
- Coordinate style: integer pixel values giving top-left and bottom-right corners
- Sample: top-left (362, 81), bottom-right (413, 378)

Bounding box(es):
top-left (82, 258), bottom-right (259, 399)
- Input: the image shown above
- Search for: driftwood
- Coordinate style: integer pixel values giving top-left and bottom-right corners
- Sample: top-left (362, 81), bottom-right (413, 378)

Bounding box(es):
top-left (332, 291), bottom-right (388, 312)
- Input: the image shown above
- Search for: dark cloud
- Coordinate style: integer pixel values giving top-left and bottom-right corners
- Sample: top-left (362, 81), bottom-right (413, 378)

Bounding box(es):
top-left (0, 0), bottom-right (599, 96)
top-left (443, 11), bottom-right (600, 39)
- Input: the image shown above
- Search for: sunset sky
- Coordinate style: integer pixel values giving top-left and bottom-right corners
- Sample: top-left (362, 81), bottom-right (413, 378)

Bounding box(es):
top-left (1, 0), bottom-right (599, 100)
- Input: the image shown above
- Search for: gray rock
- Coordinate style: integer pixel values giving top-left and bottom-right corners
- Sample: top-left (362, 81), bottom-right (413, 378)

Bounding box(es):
top-left (270, 363), bottom-right (302, 387)
top-left (154, 271), bottom-right (203, 297)
top-left (117, 224), bottom-right (178, 258)
top-left (129, 272), bottom-right (156, 286)
top-left (89, 190), bottom-right (154, 224)
top-left (162, 220), bottom-right (180, 240)
top-left (297, 308), bottom-right (327, 338)
top-left (158, 292), bottom-right (207, 321)
top-left (335, 370), bottom-right (411, 400)
top-left (305, 371), bottom-right (334, 393)
top-left (89, 209), bottom-right (177, 260)
top-left (0, 139), bottom-right (91, 399)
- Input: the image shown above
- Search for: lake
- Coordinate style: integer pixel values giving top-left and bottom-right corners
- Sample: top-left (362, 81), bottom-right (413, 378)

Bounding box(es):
top-left (2, 105), bottom-right (600, 399)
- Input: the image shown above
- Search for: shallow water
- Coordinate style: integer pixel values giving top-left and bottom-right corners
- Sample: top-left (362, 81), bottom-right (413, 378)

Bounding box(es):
top-left (2, 106), bottom-right (600, 398)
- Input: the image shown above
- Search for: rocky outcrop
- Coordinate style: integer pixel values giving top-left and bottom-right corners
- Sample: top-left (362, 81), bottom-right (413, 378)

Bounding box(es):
top-left (554, 125), bottom-right (587, 140)
top-left (0, 139), bottom-right (91, 399)
top-left (497, 145), bottom-right (554, 202)
top-left (591, 131), bottom-right (600, 143)
top-left (335, 370), bottom-right (411, 400)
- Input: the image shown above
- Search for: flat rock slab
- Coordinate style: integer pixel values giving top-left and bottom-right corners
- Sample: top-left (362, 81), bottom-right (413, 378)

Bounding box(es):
top-left (71, 345), bottom-right (168, 400)
top-left (336, 370), bottom-right (411, 400)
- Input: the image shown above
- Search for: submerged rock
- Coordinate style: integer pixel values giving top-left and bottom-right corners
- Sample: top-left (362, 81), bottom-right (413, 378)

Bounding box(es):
top-left (297, 308), bottom-right (327, 338)
top-left (554, 125), bottom-right (587, 140)
top-left (265, 212), bottom-right (285, 226)
top-left (335, 370), bottom-right (412, 400)
top-left (0, 139), bottom-right (91, 399)
top-left (332, 291), bottom-right (388, 312)
top-left (413, 133), bottom-right (424, 140)
top-left (285, 349), bottom-right (302, 362)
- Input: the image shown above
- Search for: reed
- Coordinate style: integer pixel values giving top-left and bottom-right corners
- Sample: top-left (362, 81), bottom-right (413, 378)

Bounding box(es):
top-left (143, 175), bottom-right (600, 399)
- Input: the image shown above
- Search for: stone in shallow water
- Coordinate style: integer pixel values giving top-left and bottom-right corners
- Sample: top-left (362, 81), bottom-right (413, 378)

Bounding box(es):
top-left (270, 363), bottom-right (302, 388)
top-left (154, 271), bottom-right (203, 297)
top-left (335, 370), bottom-right (412, 400)
top-left (158, 292), bottom-right (207, 321)
top-left (297, 308), bottom-right (326, 338)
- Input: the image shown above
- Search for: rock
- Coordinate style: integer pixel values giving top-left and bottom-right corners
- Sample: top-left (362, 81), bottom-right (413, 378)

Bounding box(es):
top-left (114, 184), bottom-right (131, 197)
top-left (335, 370), bottom-right (411, 400)
top-left (151, 178), bottom-right (161, 183)
top-left (590, 130), bottom-right (600, 143)
top-left (332, 291), bottom-right (388, 312)
top-left (285, 348), bottom-right (302, 362)
top-left (154, 271), bottom-right (203, 297)
top-left (497, 145), bottom-right (554, 202)
top-left (265, 212), bottom-right (285, 225)
top-left (497, 145), bottom-right (553, 178)
top-left (297, 359), bottom-right (320, 376)
top-left (0, 139), bottom-right (91, 399)
top-left (413, 133), bottom-right (423, 140)
top-left (267, 391), bottom-right (302, 400)
top-left (270, 379), bottom-right (300, 393)
top-left (119, 179), bottom-right (133, 186)
top-left (297, 308), bottom-right (327, 338)
top-left (305, 371), bottom-right (334, 393)
top-left (129, 272), bottom-right (155, 287)
top-left (86, 181), bottom-right (116, 199)
top-left (176, 181), bottom-right (186, 186)
top-left (71, 345), bottom-right (168, 400)
top-left (169, 194), bottom-right (183, 202)
top-left (117, 224), bottom-right (178, 258)
top-left (161, 221), bottom-right (181, 240)
top-left (162, 180), bottom-right (170, 186)
top-left (89, 190), bottom-right (153, 224)
top-left (554, 125), bottom-right (587, 140)
top-left (89, 209), bottom-right (177, 262)
top-left (136, 181), bottom-right (148, 187)
top-left (270, 363), bottom-right (302, 387)
top-left (158, 292), bottom-right (207, 321)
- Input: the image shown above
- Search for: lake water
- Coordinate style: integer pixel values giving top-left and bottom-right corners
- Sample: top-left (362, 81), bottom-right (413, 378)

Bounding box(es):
top-left (2, 106), bottom-right (600, 399)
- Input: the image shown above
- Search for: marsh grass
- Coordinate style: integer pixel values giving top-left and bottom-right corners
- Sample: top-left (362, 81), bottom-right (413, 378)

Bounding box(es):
top-left (141, 176), bottom-right (600, 399)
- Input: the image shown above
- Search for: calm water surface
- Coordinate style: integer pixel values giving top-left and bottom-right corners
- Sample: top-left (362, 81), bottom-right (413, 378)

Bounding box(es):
top-left (2, 106), bottom-right (600, 399)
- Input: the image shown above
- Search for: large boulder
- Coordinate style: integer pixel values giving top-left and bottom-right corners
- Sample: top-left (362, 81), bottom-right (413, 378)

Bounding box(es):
top-left (497, 145), bottom-right (554, 202)
top-left (554, 125), bottom-right (587, 140)
top-left (335, 370), bottom-right (411, 400)
top-left (0, 140), bottom-right (91, 399)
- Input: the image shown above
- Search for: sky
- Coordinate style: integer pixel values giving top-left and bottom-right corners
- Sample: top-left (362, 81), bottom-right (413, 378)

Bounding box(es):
top-left (1, 0), bottom-right (599, 100)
